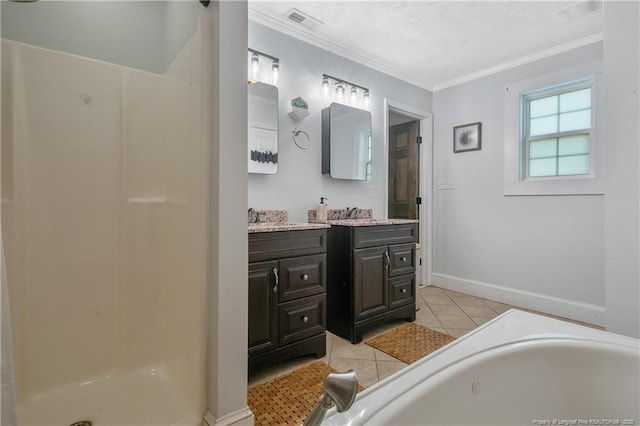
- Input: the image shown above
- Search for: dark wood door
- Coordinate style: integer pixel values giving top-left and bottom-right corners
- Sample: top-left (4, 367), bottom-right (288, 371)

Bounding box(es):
top-left (388, 121), bottom-right (420, 220)
top-left (353, 246), bottom-right (388, 320)
top-left (248, 260), bottom-right (278, 356)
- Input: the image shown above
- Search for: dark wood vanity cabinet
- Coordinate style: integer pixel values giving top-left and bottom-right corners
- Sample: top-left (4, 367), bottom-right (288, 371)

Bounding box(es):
top-left (248, 229), bottom-right (327, 368)
top-left (327, 223), bottom-right (417, 343)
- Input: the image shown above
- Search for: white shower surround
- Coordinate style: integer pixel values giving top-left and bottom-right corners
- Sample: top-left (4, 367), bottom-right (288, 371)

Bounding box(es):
top-left (2, 13), bottom-right (208, 425)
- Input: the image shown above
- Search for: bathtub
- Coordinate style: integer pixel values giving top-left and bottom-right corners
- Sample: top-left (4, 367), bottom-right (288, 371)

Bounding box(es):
top-left (323, 309), bottom-right (640, 425)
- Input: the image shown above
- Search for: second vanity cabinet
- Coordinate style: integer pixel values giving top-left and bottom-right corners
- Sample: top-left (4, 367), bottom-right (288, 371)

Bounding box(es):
top-left (248, 228), bottom-right (328, 368)
top-left (327, 222), bottom-right (417, 343)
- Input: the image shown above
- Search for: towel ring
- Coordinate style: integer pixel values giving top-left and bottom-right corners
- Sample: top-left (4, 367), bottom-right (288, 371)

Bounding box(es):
top-left (292, 129), bottom-right (311, 150)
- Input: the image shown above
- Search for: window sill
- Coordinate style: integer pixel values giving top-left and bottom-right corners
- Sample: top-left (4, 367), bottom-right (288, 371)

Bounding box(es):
top-left (504, 175), bottom-right (604, 196)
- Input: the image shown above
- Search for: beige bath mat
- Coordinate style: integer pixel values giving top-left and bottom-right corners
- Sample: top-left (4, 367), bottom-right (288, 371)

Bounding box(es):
top-left (248, 361), bottom-right (352, 426)
top-left (365, 322), bottom-right (455, 364)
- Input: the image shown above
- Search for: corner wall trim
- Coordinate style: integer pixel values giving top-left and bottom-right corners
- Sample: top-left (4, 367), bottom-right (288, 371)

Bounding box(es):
top-left (204, 407), bottom-right (254, 426)
top-left (431, 273), bottom-right (605, 327)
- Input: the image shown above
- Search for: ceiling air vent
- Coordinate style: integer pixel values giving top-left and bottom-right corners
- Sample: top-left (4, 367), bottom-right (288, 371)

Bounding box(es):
top-left (283, 8), bottom-right (323, 30)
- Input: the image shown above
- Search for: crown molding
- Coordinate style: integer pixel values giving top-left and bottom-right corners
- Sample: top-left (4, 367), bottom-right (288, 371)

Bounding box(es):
top-left (249, 7), bottom-right (603, 95)
top-left (433, 32), bottom-right (604, 91)
top-left (248, 7), bottom-right (435, 91)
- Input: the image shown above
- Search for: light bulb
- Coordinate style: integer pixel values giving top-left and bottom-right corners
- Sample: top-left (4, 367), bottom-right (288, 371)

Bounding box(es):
top-left (322, 76), bottom-right (329, 99)
top-left (363, 90), bottom-right (370, 110)
top-left (271, 61), bottom-right (279, 85)
top-left (350, 86), bottom-right (357, 105)
top-left (251, 53), bottom-right (259, 81)
top-left (336, 83), bottom-right (344, 103)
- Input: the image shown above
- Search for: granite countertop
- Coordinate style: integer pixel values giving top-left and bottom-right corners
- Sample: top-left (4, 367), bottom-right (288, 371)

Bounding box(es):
top-left (326, 218), bottom-right (419, 227)
top-left (248, 222), bottom-right (331, 233)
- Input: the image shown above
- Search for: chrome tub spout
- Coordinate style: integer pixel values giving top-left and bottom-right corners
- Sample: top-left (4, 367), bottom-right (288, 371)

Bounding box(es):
top-left (303, 370), bottom-right (358, 426)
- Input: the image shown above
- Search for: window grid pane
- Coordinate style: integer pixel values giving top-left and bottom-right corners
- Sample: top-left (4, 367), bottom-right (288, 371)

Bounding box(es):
top-left (558, 134), bottom-right (590, 156)
top-left (529, 138), bottom-right (557, 159)
top-left (559, 110), bottom-right (591, 132)
top-left (559, 88), bottom-right (591, 113)
top-left (558, 154), bottom-right (590, 176)
top-left (529, 158), bottom-right (557, 177)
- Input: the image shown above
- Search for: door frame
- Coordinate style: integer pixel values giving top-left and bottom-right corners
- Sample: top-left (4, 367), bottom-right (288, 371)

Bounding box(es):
top-left (383, 98), bottom-right (433, 287)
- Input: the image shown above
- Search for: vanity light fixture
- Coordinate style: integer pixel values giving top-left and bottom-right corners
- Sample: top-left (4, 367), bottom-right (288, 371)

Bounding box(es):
top-left (248, 48), bottom-right (280, 86)
top-left (321, 74), bottom-right (370, 110)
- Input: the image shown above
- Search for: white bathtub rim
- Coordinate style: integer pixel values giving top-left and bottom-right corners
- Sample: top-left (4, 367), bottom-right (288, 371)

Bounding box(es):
top-left (330, 338), bottom-right (638, 425)
top-left (359, 338), bottom-right (638, 426)
top-left (322, 309), bottom-right (640, 425)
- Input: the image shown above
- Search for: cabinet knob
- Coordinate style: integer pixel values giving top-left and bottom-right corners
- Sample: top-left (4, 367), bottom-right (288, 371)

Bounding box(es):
top-left (301, 274), bottom-right (309, 281)
top-left (401, 257), bottom-right (407, 262)
top-left (401, 288), bottom-right (407, 293)
top-left (301, 315), bottom-right (309, 323)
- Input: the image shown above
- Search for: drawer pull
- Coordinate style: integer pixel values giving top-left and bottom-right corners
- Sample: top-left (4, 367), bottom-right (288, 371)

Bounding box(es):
top-left (385, 251), bottom-right (390, 269)
top-left (401, 288), bottom-right (407, 294)
top-left (301, 315), bottom-right (309, 323)
top-left (301, 274), bottom-right (309, 281)
top-left (272, 267), bottom-right (279, 293)
top-left (400, 257), bottom-right (407, 262)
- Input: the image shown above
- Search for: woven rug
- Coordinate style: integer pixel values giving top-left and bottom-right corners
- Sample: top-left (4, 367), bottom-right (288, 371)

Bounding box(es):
top-left (248, 361), bottom-right (344, 426)
top-left (365, 323), bottom-right (456, 364)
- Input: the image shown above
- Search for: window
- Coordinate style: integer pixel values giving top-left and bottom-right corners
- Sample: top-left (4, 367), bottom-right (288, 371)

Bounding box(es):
top-left (522, 79), bottom-right (594, 179)
top-left (503, 62), bottom-right (603, 196)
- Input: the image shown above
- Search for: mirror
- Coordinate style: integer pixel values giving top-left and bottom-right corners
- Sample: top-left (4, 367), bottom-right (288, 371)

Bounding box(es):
top-left (248, 81), bottom-right (278, 174)
top-left (322, 103), bottom-right (372, 180)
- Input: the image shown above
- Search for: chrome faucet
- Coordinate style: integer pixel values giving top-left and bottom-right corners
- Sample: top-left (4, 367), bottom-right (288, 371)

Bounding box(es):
top-left (248, 208), bottom-right (258, 224)
top-left (303, 370), bottom-right (359, 426)
top-left (347, 207), bottom-right (359, 219)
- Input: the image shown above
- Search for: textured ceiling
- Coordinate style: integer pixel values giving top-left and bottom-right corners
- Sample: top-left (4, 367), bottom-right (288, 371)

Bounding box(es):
top-left (248, 1), bottom-right (603, 91)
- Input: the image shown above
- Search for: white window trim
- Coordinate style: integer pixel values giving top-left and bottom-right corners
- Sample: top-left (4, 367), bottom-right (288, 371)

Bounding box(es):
top-left (504, 62), bottom-right (604, 196)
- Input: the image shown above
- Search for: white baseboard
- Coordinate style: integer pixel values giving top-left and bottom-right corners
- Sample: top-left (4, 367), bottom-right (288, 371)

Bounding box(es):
top-left (431, 273), bottom-right (605, 327)
top-left (203, 407), bottom-right (254, 426)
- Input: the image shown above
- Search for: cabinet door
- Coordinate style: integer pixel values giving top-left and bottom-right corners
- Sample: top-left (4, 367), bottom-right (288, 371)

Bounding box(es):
top-left (353, 246), bottom-right (388, 320)
top-left (248, 261), bottom-right (278, 356)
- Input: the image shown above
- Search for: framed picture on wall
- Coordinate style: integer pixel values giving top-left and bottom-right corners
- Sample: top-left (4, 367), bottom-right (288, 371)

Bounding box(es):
top-left (453, 122), bottom-right (482, 153)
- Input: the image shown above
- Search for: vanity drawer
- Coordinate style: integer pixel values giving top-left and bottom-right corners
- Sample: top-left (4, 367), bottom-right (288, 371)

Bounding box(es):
top-left (352, 224), bottom-right (416, 249)
top-left (249, 229), bottom-right (327, 262)
top-left (389, 275), bottom-right (415, 309)
top-left (389, 243), bottom-right (415, 277)
top-left (278, 294), bottom-right (325, 346)
top-left (279, 254), bottom-right (326, 302)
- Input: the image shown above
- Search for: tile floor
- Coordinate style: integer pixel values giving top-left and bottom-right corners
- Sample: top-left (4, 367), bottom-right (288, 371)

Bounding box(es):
top-left (248, 285), bottom-right (603, 389)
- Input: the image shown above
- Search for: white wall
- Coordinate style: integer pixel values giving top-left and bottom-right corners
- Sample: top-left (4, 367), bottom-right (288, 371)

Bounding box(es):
top-left (603, 1), bottom-right (640, 338)
top-left (206, 1), bottom-right (252, 425)
top-left (248, 22), bottom-right (432, 223)
top-left (1, 1), bottom-right (200, 74)
top-left (432, 42), bottom-right (606, 325)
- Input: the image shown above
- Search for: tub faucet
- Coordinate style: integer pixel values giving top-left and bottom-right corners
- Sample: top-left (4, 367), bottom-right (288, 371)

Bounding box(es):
top-left (303, 370), bottom-right (358, 426)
